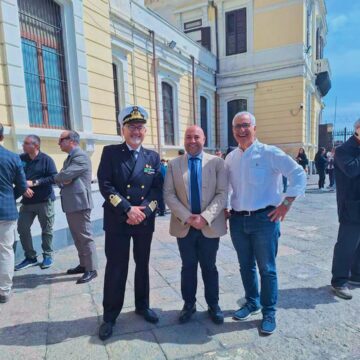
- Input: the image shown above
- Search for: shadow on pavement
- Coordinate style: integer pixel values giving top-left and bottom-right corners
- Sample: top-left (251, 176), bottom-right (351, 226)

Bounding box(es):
top-left (13, 272), bottom-right (78, 290)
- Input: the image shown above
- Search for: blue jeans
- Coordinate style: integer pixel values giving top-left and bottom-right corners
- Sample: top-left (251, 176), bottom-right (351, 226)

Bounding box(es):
top-left (230, 209), bottom-right (280, 316)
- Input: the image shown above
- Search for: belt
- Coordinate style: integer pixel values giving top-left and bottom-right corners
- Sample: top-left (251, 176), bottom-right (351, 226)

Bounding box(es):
top-left (230, 206), bottom-right (275, 217)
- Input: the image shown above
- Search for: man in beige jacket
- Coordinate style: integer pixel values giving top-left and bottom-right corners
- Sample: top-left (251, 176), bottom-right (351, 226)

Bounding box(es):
top-left (164, 125), bottom-right (227, 324)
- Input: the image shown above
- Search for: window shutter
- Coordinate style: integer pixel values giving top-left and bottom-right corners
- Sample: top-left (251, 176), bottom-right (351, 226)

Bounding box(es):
top-left (201, 27), bottom-right (211, 51)
top-left (226, 8), bottom-right (247, 56)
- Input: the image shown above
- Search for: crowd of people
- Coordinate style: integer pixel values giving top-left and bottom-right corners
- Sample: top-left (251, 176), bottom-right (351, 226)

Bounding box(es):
top-left (0, 110), bottom-right (359, 342)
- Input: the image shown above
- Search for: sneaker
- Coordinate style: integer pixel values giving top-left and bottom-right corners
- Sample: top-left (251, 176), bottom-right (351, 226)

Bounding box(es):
top-left (233, 303), bottom-right (261, 321)
top-left (260, 315), bottom-right (276, 335)
top-left (40, 256), bottom-right (53, 269)
top-left (14, 257), bottom-right (38, 271)
top-left (332, 286), bottom-right (352, 300)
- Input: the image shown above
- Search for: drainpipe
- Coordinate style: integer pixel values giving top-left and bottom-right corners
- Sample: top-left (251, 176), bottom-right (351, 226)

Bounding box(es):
top-left (149, 30), bottom-right (162, 155)
top-left (191, 55), bottom-right (196, 125)
top-left (210, 1), bottom-right (220, 148)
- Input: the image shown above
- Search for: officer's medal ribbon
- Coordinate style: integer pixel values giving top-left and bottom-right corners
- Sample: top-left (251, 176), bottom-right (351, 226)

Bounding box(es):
top-left (144, 164), bottom-right (155, 175)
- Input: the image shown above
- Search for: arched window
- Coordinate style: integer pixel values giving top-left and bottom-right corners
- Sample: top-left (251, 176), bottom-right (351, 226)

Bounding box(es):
top-left (162, 82), bottom-right (175, 145)
top-left (200, 96), bottom-right (208, 147)
top-left (227, 99), bottom-right (247, 147)
top-left (18, 0), bottom-right (69, 129)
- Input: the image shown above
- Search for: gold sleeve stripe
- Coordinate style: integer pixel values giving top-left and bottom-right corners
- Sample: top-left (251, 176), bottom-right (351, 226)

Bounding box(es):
top-left (148, 200), bottom-right (158, 212)
top-left (109, 194), bottom-right (122, 207)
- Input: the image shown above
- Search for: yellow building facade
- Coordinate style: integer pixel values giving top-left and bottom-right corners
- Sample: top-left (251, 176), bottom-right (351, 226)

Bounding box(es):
top-left (0, 0), bottom-right (216, 175)
top-left (146, 0), bottom-right (331, 159)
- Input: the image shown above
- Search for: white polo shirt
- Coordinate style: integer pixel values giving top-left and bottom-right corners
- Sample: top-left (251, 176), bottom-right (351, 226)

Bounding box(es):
top-left (225, 140), bottom-right (306, 211)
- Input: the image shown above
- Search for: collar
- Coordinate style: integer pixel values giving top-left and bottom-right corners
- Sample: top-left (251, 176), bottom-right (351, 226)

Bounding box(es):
top-left (23, 151), bottom-right (43, 161)
top-left (349, 135), bottom-right (360, 148)
top-left (126, 143), bottom-right (142, 153)
top-left (238, 139), bottom-right (259, 154)
top-left (69, 146), bottom-right (79, 157)
top-left (187, 151), bottom-right (203, 160)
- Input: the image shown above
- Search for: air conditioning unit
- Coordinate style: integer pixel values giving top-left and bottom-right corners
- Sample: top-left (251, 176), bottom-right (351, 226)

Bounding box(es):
top-left (315, 58), bottom-right (331, 76)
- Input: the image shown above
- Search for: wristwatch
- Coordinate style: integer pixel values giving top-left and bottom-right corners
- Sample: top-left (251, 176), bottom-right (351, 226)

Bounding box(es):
top-left (282, 198), bottom-right (293, 208)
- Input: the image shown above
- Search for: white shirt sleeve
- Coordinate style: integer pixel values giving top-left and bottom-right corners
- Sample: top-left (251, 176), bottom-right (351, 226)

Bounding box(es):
top-left (270, 147), bottom-right (307, 198)
top-left (225, 157), bottom-right (233, 209)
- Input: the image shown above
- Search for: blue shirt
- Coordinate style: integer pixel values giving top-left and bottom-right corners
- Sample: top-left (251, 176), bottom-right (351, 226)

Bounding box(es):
top-left (187, 152), bottom-right (202, 207)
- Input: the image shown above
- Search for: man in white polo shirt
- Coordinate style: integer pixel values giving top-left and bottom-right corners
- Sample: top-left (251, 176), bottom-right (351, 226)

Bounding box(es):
top-left (225, 111), bottom-right (306, 335)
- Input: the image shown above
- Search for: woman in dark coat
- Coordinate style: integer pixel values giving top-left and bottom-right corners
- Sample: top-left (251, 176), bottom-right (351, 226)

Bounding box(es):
top-left (296, 147), bottom-right (309, 172)
top-left (314, 147), bottom-right (328, 189)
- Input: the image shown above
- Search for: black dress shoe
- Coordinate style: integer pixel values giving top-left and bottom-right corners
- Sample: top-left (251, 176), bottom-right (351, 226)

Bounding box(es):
top-left (76, 270), bottom-right (97, 284)
top-left (179, 304), bottom-right (196, 323)
top-left (99, 321), bottom-right (114, 341)
top-left (208, 305), bottom-right (224, 324)
top-left (135, 308), bottom-right (159, 323)
top-left (67, 265), bottom-right (86, 275)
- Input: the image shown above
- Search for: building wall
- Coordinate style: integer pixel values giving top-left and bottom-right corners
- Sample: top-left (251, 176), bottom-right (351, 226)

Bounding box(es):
top-left (254, 77), bottom-right (304, 157)
top-left (253, 2), bottom-right (303, 51)
top-left (0, 38), bottom-right (10, 127)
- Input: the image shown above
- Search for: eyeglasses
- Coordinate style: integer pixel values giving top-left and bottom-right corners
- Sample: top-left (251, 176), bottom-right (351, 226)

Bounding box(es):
top-left (233, 123), bottom-right (252, 130)
top-left (59, 136), bottom-right (70, 143)
top-left (126, 125), bottom-right (146, 132)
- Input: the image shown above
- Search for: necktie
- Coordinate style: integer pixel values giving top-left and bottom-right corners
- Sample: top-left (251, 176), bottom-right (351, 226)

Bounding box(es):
top-left (190, 157), bottom-right (201, 214)
top-left (129, 150), bottom-right (137, 169)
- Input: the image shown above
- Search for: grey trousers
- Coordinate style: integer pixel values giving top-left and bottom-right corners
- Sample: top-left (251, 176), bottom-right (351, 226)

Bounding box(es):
top-left (17, 199), bottom-right (55, 259)
top-left (0, 220), bottom-right (16, 296)
top-left (66, 209), bottom-right (98, 271)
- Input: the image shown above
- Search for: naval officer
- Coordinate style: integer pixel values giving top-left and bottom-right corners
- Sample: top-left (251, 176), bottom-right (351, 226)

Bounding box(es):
top-left (97, 106), bottom-right (163, 340)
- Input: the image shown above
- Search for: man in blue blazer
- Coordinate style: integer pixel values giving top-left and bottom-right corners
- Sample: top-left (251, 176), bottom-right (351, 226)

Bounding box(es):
top-left (97, 106), bottom-right (163, 340)
top-left (0, 123), bottom-right (27, 303)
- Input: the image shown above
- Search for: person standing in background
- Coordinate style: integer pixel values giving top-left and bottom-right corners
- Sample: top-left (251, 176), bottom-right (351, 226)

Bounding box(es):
top-left (15, 135), bottom-right (57, 271)
top-left (54, 131), bottom-right (98, 285)
top-left (327, 148), bottom-right (336, 190)
top-left (157, 159), bottom-right (167, 216)
top-left (0, 123), bottom-right (27, 304)
top-left (296, 148), bottom-right (309, 173)
top-left (314, 147), bottom-right (327, 190)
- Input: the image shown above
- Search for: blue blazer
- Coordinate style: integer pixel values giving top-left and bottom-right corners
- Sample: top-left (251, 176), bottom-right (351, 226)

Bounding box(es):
top-left (97, 143), bottom-right (163, 234)
top-left (0, 145), bottom-right (27, 220)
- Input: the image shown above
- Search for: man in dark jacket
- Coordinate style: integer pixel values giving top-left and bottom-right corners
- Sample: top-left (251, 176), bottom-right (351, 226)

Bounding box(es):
top-left (0, 124), bottom-right (27, 304)
top-left (331, 119), bottom-right (360, 299)
top-left (97, 106), bottom-right (163, 341)
top-left (15, 135), bottom-right (57, 271)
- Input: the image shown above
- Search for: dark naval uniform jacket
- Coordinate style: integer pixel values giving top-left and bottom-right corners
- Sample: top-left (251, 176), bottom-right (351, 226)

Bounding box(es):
top-left (97, 142), bottom-right (163, 234)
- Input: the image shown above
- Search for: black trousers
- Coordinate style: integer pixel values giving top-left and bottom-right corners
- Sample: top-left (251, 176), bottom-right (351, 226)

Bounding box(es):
top-left (318, 169), bottom-right (326, 189)
top-left (328, 169), bottom-right (335, 187)
top-left (177, 228), bottom-right (219, 307)
top-left (331, 222), bottom-right (360, 287)
top-left (103, 231), bottom-right (153, 323)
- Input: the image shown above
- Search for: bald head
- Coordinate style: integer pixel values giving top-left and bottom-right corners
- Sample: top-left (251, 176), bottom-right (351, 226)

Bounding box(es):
top-left (184, 125), bottom-right (206, 156)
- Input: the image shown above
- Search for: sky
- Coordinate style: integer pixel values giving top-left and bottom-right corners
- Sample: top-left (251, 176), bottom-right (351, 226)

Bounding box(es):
top-left (322, 0), bottom-right (360, 129)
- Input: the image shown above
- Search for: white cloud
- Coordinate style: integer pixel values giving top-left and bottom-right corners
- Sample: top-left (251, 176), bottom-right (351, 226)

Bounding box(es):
top-left (328, 14), bottom-right (348, 33)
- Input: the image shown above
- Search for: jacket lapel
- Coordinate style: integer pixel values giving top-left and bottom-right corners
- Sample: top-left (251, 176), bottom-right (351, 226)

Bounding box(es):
top-left (120, 143), bottom-right (134, 173)
top-left (180, 154), bottom-right (189, 201)
top-left (201, 153), bottom-right (209, 198)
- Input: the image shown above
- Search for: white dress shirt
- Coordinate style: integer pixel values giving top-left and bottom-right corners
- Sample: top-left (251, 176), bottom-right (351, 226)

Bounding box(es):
top-left (126, 143), bottom-right (141, 159)
top-left (225, 140), bottom-right (306, 211)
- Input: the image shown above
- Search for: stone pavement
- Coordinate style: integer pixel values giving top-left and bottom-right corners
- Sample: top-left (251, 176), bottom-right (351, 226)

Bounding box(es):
top-left (1, 180), bottom-right (360, 360)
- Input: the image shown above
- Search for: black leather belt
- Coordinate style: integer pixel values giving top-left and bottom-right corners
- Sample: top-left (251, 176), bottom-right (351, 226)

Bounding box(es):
top-left (230, 206), bottom-right (275, 217)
